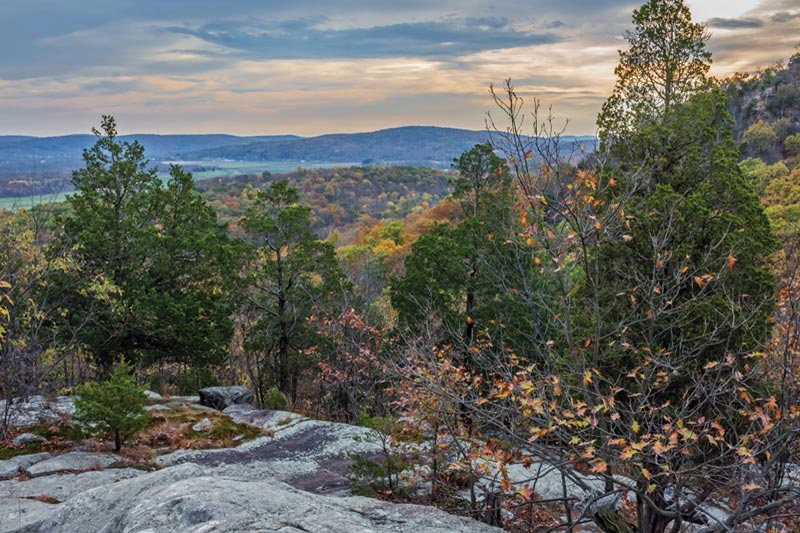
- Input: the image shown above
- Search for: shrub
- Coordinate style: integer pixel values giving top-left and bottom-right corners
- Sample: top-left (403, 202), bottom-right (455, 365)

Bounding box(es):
top-left (263, 386), bottom-right (288, 410)
top-left (74, 360), bottom-right (149, 452)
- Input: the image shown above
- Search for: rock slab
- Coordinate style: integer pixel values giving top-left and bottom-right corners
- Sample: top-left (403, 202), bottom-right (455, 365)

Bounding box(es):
top-left (0, 453), bottom-right (51, 481)
top-left (26, 452), bottom-right (119, 478)
top-left (20, 463), bottom-right (500, 533)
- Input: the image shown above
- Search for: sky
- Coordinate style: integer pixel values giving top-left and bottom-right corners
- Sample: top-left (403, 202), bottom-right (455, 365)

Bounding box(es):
top-left (0, 0), bottom-right (798, 137)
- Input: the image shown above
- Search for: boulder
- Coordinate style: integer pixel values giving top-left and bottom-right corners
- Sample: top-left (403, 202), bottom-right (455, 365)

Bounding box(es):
top-left (12, 433), bottom-right (46, 446)
top-left (26, 452), bottom-right (119, 478)
top-left (198, 386), bottom-right (253, 410)
top-left (0, 497), bottom-right (55, 533)
top-left (22, 463), bottom-right (500, 533)
top-left (143, 390), bottom-right (163, 400)
top-left (0, 453), bottom-right (51, 481)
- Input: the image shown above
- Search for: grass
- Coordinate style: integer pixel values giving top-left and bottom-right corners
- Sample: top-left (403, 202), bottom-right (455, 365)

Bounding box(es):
top-left (0, 442), bottom-right (43, 460)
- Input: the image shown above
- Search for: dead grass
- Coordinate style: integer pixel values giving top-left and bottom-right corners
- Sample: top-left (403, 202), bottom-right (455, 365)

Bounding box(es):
top-left (1, 405), bottom-right (264, 470)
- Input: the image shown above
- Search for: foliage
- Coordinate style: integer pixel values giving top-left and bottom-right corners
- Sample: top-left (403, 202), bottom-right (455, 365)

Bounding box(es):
top-left (348, 413), bottom-right (409, 497)
top-left (743, 120), bottom-right (779, 160)
top-left (598, 0), bottom-right (711, 144)
top-left (54, 116), bottom-right (238, 372)
top-left (240, 179), bottom-right (348, 404)
top-left (309, 308), bottom-right (389, 422)
top-left (74, 359), bottom-right (149, 452)
top-left (785, 133), bottom-right (800, 158)
top-left (263, 386), bottom-right (288, 410)
top-left (0, 207), bottom-right (84, 436)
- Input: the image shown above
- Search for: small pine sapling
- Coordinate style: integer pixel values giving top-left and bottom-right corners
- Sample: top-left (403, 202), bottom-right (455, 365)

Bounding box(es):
top-left (74, 360), bottom-right (149, 452)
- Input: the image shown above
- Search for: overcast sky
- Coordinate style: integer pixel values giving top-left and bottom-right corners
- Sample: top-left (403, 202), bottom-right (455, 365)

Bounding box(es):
top-left (1, 0), bottom-right (797, 137)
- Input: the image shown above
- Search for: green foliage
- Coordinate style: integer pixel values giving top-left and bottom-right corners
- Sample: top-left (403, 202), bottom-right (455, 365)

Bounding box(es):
top-left (599, 0), bottom-right (711, 143)
top-left (263, 386), bottom-right (288, 410)
top-left (785, 133), bottom-right (800, 158)
top-left (54, 116), bottom-right (239, 371)
top-left (740, 157), bottom-right (790, 195)
top-left (592, 0), bottom-right (778, 396)
top-left (241, 179), bottom-right (348, 402)
top-left (596, 87), bottom-right (777, 383)
top-left (74, 359), bottom-right (149, 451)
top-left (742, 120), bottom-right (779, 160)
top-left (175, 367), bottom-right (220, 396)
top-left (348, 413), bottom-right (408, 497)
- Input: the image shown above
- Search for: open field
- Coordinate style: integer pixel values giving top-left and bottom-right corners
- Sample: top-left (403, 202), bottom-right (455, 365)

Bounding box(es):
top-left (0, 160), bottom-right (357, 211)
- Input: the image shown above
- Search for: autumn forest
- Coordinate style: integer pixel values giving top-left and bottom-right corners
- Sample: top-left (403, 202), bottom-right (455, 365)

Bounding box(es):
top-left (2, 1), bottom-right (800, 532)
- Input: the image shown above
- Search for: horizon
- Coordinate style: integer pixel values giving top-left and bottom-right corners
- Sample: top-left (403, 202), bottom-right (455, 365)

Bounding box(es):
top-left (2, 0), bottom-right (798, 138)
top-left (0, 124), bottom-right (601, 140)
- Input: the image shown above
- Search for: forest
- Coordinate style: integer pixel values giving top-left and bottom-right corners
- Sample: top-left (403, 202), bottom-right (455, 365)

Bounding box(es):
top-left (2, 1), bottom-right (800, 532)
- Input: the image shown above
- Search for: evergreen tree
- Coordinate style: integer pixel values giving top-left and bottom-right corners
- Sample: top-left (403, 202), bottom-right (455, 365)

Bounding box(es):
top-left (241, 180), bottom-right (346, 403)
top-left (598, 0), bottom-right (711, 145)
top-left (74, 359), bottom-right (149, 452)
top-left (55, 116), bottom-right (237, 372)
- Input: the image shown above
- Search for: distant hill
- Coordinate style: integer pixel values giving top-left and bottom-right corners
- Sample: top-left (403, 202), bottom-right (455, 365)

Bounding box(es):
top-left (0, 133), bottom-right (301, 168)
top-left (0, 134), bottom-right (301, 196)
top-left (184, 126), bottom-right (596, 168)
top-left (0, 126), bottom-right (596, 198)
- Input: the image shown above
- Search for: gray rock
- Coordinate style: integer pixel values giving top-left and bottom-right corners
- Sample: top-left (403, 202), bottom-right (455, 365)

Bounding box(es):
top-left (12, 433), bottom-right (46, 447)
top-left (186, 403), bottom-right (216, 411)
top-left (0, 467), bottom-right (143, 501)
top-left (0, 497), bottom-right (55, 533)
top-left (26, 452), bottom-right (120, 478)
top-left (23, 463), bottom-right (499, 533)
top-left (198, 386), bottom-right (253, 410)
top-left (157, 416), bottom-right (384, 496)
top-left (144, 390), bottom-right (163, 400)
top-left (145, 404), bottom-right (170, 411)
top-left (0, 453), bottom-right (52, 481)
top-left (0, 468), bottom-right (143, 533)
top-left (192, 418), bottom-right (213, 432)
top-left (168, 395), bottom-right (200, 403)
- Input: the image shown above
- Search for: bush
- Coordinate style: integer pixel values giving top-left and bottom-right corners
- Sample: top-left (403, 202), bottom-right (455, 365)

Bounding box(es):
top-left (263, 386), bottom-right (288, 410)
top-left (74, 360), bottom-right (149, 452)
top-left (785, 133), bottom-right (800, 158)
top-left (176, 367), bottom-right (220, 395)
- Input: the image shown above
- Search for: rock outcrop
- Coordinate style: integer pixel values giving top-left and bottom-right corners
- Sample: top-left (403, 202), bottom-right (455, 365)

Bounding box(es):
top-left (18, 463), bottom-right (499, 533)
top-left (26, 452), bottom-right (120, 478)
top-left (157, 408), bottom-right (383, 496)
top-left (0, 396), bottom-right (74, 427)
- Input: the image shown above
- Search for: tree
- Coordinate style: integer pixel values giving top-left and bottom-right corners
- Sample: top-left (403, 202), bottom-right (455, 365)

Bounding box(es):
top-left (389, 2), bottom-right (795, 531)
top-left (598, 0), bottom-right (711, 145)
top-left (393, 144), bottom-right (509, 341)
top-left (784, 133), bottom-right (800, 158)
top-left (240, 180), bottom-right (347, 404)
top-left (55, 116), bottom-right (237, 374)
top-left (74, 359), bottom-right (149, 452)
top-left (742, 120), bottom-right (779, 160)
top-left (0, 207), bottom-right (87, 436)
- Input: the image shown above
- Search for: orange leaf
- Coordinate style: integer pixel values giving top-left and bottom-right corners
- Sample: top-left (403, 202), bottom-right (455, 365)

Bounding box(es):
top-left (591, 460), bottom-right (608, 474)
top-left (727, 254), bottom-right (737, 271)
top-left (693, 276), bottom-right (705, 288)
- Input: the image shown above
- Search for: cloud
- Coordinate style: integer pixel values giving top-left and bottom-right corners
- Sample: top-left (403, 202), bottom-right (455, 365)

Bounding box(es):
top-left (166, 17), bottom-right (563, 60)
top-left (708, 17), bottom-right (763, 29)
